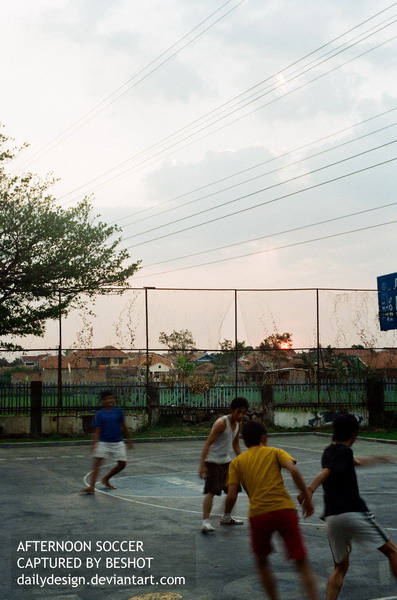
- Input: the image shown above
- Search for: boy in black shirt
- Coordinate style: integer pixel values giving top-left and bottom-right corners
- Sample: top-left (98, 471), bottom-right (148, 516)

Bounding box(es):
top-left (301, 414), bottom-right (397, 600)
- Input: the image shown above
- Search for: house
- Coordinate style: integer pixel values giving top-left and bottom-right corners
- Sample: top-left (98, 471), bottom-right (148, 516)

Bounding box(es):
top-left (192, 352), bottom-right (216, 364)
top-left (308, 348), bottom-right (397, 380)
top-left (70, 346), bottom-right (130, 369)
top-left (241, 350), bottom-right (300, 383)
top-left (122, 353), bottom-right (173, 382)
top-left (364, 351), bottom-right (397, 378)
top-left (21, 354), bottom-right (49, 368)
top-left (38, 355), bottom-right (102, 384)
top-left (13, 354), bottom-right (103, 384)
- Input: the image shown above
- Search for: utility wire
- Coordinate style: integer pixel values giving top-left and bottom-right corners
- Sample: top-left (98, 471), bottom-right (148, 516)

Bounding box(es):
top-left (12, 0), bottom-right (246, 172)
top-left (133, 218), bottom-right (397, 279)
top-left (118, 119), bottom-right (397, 230)
top-left (111, 106), bottom-right (397, 225)
top-left (76, 0), bottom-right (115, 40)
top-left (122, 139), bottom-right (397, 242)
top-left (59, 15), bottom-right (397, 203)
top-left (124, 155), bottom-right (397, 249)
top-left (141, 201), bottom-right (397, 268)
top-left (114, 13), bottom-right (397, 166)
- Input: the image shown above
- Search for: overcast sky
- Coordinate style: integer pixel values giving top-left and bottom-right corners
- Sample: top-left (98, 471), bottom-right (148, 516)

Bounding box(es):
top-left (2, 0), bottom-right (397, 349)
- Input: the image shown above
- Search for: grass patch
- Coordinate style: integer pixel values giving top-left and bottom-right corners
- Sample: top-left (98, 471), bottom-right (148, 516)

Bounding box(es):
top-left (133, 424), bottom-right (211, 438)
top-left (4, 422), bottom-right (397, 443)
top-left (0, 422), bottom-right (316, 443)
top-left (359, 430), bottom-right (397, 441)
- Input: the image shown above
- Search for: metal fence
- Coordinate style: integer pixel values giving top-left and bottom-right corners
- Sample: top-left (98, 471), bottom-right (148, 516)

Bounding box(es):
top-left (272, 380), bottom-right (367, 408)
top-left (1, 380), bottom-right (396, 415)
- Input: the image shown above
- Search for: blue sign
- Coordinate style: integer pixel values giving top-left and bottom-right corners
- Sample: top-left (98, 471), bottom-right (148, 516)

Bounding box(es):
top-left (377, 272), bottom-right (397, 331)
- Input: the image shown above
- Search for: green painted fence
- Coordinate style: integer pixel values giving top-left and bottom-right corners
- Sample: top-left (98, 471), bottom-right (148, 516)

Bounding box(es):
top-left (0, 380), bottom-right (396, 415)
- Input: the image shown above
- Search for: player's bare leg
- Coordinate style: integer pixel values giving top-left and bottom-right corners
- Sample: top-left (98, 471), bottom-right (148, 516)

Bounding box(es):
top-left (202, 493), bottom-right (216, 532)
top-left (379, 540), bottom-right (397, 578)
top-left (326, 555), bottom-right (349, 600)
top-left (295, 558), bottom-right (318, 600)
top-left (101, 460), bottom-right (126, 489)
top-left (81, 457), bottom-right (103, 494)
top-left (256, 555), bottom-right (279, 600)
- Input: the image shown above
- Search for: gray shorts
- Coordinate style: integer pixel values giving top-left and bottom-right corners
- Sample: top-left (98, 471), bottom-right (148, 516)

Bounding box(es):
top-left (325, 512), bottom-right (390, 563)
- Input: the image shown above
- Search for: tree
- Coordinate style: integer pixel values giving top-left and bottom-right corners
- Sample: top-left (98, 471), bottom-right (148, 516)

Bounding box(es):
top-left (0, 129), bottom-right (140, 348)
top-left (174, 356), bottom-right (196, 381)
top-left (213, 339), bottom-right (250, 372)
top-left (256, 332), bottom-right (293, 372)
top-left (345, 355), bottom-right (373, 379)
top-left (258, 332), bottom-right (293, 350)
top-left (158, 329), bottom-right (196, 358)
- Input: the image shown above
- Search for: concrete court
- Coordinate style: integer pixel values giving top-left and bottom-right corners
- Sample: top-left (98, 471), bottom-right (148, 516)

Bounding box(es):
top-left (2, 434), bottom-right (397, 600)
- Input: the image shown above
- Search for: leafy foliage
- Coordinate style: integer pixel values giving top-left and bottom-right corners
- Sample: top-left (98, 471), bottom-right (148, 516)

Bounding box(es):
top-left (158, 329), bottom-right (196, 358)
top-left (257, 332), bottom-right (293, 350)
top-left (213, 339), bottom-right (251, 371)
top-left (174, 356), bottom-right (196, 380)
top-left (0, 128), bottom-right (140, 347)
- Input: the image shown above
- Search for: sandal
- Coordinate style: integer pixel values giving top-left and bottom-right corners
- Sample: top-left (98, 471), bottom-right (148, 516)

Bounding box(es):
top-left (101, 479), bottom-right (117, 489)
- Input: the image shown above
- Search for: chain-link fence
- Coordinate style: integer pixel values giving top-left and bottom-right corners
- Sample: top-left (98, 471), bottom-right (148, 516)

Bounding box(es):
top-left (1, 286), bottom-right (396, 415)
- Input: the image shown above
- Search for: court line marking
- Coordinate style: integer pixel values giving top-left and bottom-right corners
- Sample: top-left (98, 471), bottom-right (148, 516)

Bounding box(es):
top-left (97, 470), bottom-right (205, 499)
top-left (276, 444), bottom-right (323, 453)
top-left (82, 466), bottom-right (397, 531)
top-left (82, 464), bottom-right (241, 517)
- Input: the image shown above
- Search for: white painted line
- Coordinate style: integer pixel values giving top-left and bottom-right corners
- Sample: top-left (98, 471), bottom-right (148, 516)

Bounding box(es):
top-left (81, 465), bottom-right (397, 532)
top-left (299, 521), bottom-right (397, 532)
top-left (276, 444), bottom-right (323, 453)
top-left (82, 466), bottom-right (242, 517)
top-left (364, 491), bottom-right (396, 494)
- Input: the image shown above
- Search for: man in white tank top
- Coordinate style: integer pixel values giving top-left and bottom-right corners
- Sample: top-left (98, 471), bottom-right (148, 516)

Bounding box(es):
top-left (199, 397), bottom-right (249, 532)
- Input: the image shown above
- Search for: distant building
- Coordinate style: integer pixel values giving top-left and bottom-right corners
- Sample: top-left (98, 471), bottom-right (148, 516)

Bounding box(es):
top-left (21, 354), bottom-right (49, 368)
top-left (70, 346), bottom-right (130, 369)
top-left (123, 353), bottom-right (173, 381)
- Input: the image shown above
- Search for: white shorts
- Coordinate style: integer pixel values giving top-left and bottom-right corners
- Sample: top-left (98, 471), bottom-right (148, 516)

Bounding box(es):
top-left (325, 512), bottom-right (390, 563)
top-left (93, 441), bottom-right (127, 462)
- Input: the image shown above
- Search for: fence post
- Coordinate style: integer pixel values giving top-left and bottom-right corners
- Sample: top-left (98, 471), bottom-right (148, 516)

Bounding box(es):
top-left (366, 377), bottom-right (385, 427)
top-left (30, 381), bottom-right (43, 437)
top-left (146, 382), bottom-right (159, 428)
top-left (261, 384), bottom-right (274, 426)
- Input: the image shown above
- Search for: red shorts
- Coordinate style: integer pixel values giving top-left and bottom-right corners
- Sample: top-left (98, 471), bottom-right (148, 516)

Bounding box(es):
top-left (249, 509), bottom-right (307, 560)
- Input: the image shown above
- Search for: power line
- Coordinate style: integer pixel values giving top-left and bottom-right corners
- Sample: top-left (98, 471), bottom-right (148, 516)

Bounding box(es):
top-left (141, 201), bottom-right (397, 268)
top-left (12, 0), bottom-right (246, 173)
top-left (122, 139), bottom-right (397, 242)
top-left (76, 0), bottom-right (115, 41)
top-left (118, 119), bottom-right (397, 231)
top-left (59, 14), bottom-right (397, 203)
top-left (119, 12), bottom-right (397, 168)
top-left (113, 107), bottom-right (397, 226)
top-left (124, 155), bottom-right (397, 249)
top-left (133, 218), bottom-right (397, 279)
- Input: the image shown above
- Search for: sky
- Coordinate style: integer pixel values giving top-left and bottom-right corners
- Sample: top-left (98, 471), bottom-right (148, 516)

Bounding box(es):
top-left (1, 0), bottom-right (397, 351)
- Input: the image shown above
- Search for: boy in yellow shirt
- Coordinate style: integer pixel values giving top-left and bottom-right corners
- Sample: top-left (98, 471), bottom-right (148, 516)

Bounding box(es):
top-left (225, 421), bottom-right (318, 600)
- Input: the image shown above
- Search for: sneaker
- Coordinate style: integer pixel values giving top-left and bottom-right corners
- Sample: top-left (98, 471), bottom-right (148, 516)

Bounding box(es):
top-left (201, 521), bottom-right (215, 533)
top-left (220, 517), bottom-right (243, 526)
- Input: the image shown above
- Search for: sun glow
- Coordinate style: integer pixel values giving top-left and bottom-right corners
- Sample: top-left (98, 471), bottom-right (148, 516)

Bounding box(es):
top-left (279, 342), bottom-right (291, 350)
